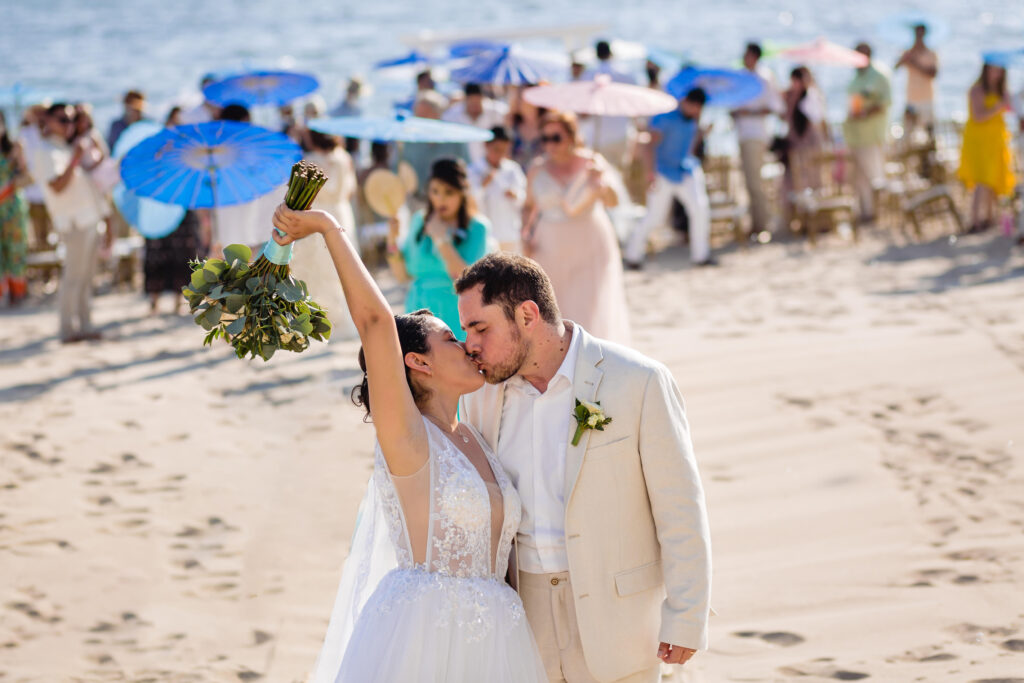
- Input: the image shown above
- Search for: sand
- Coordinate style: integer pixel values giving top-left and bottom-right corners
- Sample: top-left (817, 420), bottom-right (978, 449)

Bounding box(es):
top-left (1, 228), bottom-right (1023, 682)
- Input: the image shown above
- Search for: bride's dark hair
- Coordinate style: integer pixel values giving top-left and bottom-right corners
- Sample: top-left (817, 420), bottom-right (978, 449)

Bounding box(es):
top-left (351, 309), bottom-right (434, 421)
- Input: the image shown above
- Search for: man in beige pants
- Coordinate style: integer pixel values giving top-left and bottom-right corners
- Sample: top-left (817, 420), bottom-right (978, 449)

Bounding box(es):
top-left (731, 43), bottom-right (783, 236)
top-left (31, 104), bottom-right (105, 342)
top-left (458, 254), bottom-right (712, 683)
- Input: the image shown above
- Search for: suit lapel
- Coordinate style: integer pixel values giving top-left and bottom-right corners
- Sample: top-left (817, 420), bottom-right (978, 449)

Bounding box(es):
top-left (563, 328), bottom-right (605, 504)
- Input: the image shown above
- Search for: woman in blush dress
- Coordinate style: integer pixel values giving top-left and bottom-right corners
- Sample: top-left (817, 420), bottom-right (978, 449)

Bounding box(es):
top-left (522, 110), bottom-right (631, 345)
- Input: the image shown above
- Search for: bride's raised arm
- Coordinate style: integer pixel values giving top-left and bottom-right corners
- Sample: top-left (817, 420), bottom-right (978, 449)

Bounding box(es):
top-left (271, 206), bottom-right (428, 476)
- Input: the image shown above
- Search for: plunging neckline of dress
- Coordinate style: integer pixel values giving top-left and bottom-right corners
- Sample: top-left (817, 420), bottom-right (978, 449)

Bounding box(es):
top-left (422, 418), bottom-right (507, 573)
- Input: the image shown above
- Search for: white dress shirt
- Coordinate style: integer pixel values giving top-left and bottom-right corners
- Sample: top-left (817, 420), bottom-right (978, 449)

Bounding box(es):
top-left (731, 65), bottom-right (784, 142)
top-left (442, 98), bottom-right (508, 164)
top-left (468, 157), bottom-right (526, 245)
top-left (496, 324), bottom-right (582, 574)
top-left (31, 136), bottom-right (105, 232)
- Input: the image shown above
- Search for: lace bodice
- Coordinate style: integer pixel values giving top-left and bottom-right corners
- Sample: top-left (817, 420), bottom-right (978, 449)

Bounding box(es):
top-left (373, 418), bottom-right (520, 580)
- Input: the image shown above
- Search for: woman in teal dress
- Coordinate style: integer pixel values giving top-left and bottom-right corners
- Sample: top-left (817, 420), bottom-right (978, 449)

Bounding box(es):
top-left (385, 158), bottom-right (491, 339)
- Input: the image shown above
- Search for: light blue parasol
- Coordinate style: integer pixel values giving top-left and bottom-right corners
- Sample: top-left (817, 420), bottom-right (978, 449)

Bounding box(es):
top-left (202, 70), bottom-right (320, 108)
top-left (877, 11), bottom-right (951, 46)
top-left (982, 48), bottom-right (1024, 68)
top-left (111, 121), bottom-right (186, 239)
top-left (665, 66), bottom-right (764, 107)
top-left (307, 112), bottom-right (493, 143)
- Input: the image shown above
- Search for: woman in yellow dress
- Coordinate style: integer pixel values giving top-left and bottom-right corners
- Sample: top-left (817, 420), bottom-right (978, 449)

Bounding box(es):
top-left (958, 63), bottom-right (1015, 233)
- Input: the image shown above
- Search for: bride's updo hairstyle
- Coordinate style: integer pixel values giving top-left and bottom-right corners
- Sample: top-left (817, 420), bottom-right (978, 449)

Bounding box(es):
top-left (352, 309), bottom-right (435, 421)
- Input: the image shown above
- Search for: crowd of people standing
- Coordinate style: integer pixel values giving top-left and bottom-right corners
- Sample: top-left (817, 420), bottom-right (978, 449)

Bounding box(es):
top-left (2, 31), bottom-right (1023, 346)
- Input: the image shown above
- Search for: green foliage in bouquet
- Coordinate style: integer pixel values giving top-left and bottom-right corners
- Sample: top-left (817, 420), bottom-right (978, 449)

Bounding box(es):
top-left (182, 161), bottom-right (332, 361)
top-left (183, 244), bottom-right (332, 361)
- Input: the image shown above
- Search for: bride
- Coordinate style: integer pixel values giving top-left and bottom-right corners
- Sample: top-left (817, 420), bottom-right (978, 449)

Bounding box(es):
top-left (269, 205), bottom-right (546, 682)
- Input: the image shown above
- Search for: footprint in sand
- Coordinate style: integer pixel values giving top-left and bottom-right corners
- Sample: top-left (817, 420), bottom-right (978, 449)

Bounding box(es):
top-left (733, 630), bottom-right (806, 647)
top-left (778, 662), bottom-right (870, 680)
top-left (1001, 639), bottom-right (1024, 652)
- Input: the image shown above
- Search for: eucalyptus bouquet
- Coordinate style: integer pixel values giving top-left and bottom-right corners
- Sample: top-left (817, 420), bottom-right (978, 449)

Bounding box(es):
top-left (182, 162), bottom-right (332, 361)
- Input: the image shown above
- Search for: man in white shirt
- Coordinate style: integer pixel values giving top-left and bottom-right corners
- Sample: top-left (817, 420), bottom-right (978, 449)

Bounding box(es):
top-left (730, 42), bottom-right (783, 235)
top-left (468, 126), bottom-right (526, 252)
top-left (31, 104), bottom-right (106, 342)
top-left (458, 254), bottom-right (711, 683)
top-left (443, 83), bottom-right (509, 165)
top-left (581, 41), bottom-right (637, 168)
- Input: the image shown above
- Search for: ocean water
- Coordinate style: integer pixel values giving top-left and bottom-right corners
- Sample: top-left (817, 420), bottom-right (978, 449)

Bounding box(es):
top-left (3, 0), bottom-right (1023, 141)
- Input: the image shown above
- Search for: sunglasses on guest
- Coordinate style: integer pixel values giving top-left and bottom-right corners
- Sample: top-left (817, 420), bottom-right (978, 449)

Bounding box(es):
top-left (540, 133), bottom-right (564, 145)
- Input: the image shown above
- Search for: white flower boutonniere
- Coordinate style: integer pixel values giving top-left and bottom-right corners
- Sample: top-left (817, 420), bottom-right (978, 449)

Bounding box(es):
top-left (572, 399), bottom-right (612, 446)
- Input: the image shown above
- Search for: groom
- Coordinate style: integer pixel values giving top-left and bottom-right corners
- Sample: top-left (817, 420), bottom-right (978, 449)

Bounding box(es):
top-left (456, 254), bottom-right (711, 683)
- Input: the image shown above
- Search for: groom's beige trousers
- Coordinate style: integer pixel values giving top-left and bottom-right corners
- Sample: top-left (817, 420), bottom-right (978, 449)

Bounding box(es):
top-left (520, 571), bottom-right (660, 683)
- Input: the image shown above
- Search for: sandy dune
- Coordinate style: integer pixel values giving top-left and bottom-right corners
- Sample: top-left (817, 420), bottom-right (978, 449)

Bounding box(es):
top-left (1, 229), bottom-right (1022, 681)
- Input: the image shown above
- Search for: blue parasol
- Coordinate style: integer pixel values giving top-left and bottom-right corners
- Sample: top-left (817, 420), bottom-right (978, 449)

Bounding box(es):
top-left (308, 112), bottom-right (493, 143)
top-left (665, 66), bottom-right (764, 107)
top-left (119, 121), bottom-right (301, 209)
top-left (450, 45), bottom-right (569, 86)
top-left (111, 121), bottom-right (187, 239)
top-left (374, 50), bottom-right (434, 70)
top-left (982, 48), bottom-right (1024, 68)
top-left (877, 11), bottom-right (951, 46)
top-left (202, 70), bottom-right (319, 108)
top-left (448, 40), bottom-right (506, 59)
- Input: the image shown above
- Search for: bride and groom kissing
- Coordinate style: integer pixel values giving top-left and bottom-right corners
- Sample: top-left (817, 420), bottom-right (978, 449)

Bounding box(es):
top-left (269, 204), bottom-right (712, 683)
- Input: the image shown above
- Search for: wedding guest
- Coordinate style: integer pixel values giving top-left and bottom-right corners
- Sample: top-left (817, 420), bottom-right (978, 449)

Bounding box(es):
top-left (469, 126), bottom-right (527, 252)
top-left (523, 111), bottom-right (631, 344)
top-left (415, 69), bottom-right (436, 93)
top-left (17, 106), bottom-right (54, 251)
top-left (0, 112), bottom-right (30, 306)
top-left (510, 92), bottom-right (546, 168)
top-left (958, 63), bottom-right (1015, 234)
top-left (783, 66), bottom-right (827, 202)
top-left (646, 59), bottom-right (662, 90)
top-left (32, 103), bottom-right (107, 342)
top-left (107, 90), bottom-right (147, 149)
top-left (73, 104), bottom-right (118, 204)
top-left (180, 74), bottom-right (221, 124)
top-left (403, 92), bottom-right (471, 206)
top-left (143, 211), bottom-right (200, 316)
top-left (385, 158), bottom-right (491, 339)
top-left (731, 42), bottom-right (783, 236)
top-left (895, 24), bottom-right (939, 136)
top-left (580, 40), bottom-right (636, 167)
top-left (843, 42), bottom-right (891, 224)
top-left (625, 87), bottom-right (714, 269)
top-left (355, 141), bottom-right (392, 227)
top-left (443, 83), bottom-right (509, 164)
top-left (165, 106), bottom-right (184, 128)
top-left (279, 128), bottom-right (358, 339)
top-left (330, 77), bottom-right (364, 118)
top-left (211, 105), bottom-right (284, 252)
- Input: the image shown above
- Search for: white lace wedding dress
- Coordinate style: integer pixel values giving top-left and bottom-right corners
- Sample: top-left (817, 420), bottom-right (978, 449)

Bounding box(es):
top-left (310, 418), bottom-right (546, 682)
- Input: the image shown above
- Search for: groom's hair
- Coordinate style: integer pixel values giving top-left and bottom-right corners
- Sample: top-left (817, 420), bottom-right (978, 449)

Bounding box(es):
top-left (455, 253), bottom-right (561, 326)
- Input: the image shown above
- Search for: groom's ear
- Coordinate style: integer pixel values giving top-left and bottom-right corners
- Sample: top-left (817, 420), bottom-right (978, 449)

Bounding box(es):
top-left (517, 300), bottom-right (542, 330)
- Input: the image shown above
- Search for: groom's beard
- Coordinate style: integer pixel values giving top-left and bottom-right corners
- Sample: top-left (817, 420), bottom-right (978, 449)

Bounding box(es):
top-left (480, 328), bottom-right (529, 384)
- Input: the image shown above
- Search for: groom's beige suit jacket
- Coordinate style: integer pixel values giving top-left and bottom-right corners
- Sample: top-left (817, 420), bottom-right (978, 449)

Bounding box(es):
top-left (460, 325), bottom-right (711, 682)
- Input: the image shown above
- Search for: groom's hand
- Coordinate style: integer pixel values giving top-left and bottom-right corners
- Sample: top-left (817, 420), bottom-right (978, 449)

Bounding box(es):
top-left (657, 642), bottom-right (696, 665)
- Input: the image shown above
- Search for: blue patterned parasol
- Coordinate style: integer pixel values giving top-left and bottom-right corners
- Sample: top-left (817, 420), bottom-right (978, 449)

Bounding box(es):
top-left (202, 70), bottom-right (320, 107)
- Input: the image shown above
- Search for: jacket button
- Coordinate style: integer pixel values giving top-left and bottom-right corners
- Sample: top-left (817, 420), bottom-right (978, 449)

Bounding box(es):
top-left (550, 577), bottom-right (560, 586)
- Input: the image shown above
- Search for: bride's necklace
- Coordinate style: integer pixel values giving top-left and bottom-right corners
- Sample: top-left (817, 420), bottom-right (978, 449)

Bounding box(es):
top-left (426, 414), bottom-right (470, 444)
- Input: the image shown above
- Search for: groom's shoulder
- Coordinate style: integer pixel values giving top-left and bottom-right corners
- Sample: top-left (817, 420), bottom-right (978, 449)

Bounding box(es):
top-left (589, 334), bottom-right (668, 377)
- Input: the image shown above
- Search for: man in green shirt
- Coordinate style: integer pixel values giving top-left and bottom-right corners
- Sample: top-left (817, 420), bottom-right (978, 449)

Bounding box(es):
top-left (843, 42), bottom-right (891, 223)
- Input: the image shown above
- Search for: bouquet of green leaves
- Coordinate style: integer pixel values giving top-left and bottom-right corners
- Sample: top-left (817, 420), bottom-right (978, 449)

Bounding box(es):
top-left (182, 162), bottom-right (333, 361)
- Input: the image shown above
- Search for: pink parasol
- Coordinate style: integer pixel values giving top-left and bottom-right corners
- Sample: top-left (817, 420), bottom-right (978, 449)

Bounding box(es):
top-left (778, 38), bottom-right (870, 68)
top-left (522, 74), bottom-right (677, 117)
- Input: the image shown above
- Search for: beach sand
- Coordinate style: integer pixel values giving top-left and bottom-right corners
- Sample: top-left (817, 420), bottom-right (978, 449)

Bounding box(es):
top-left (1, 229), bottom-right (1022, 681)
